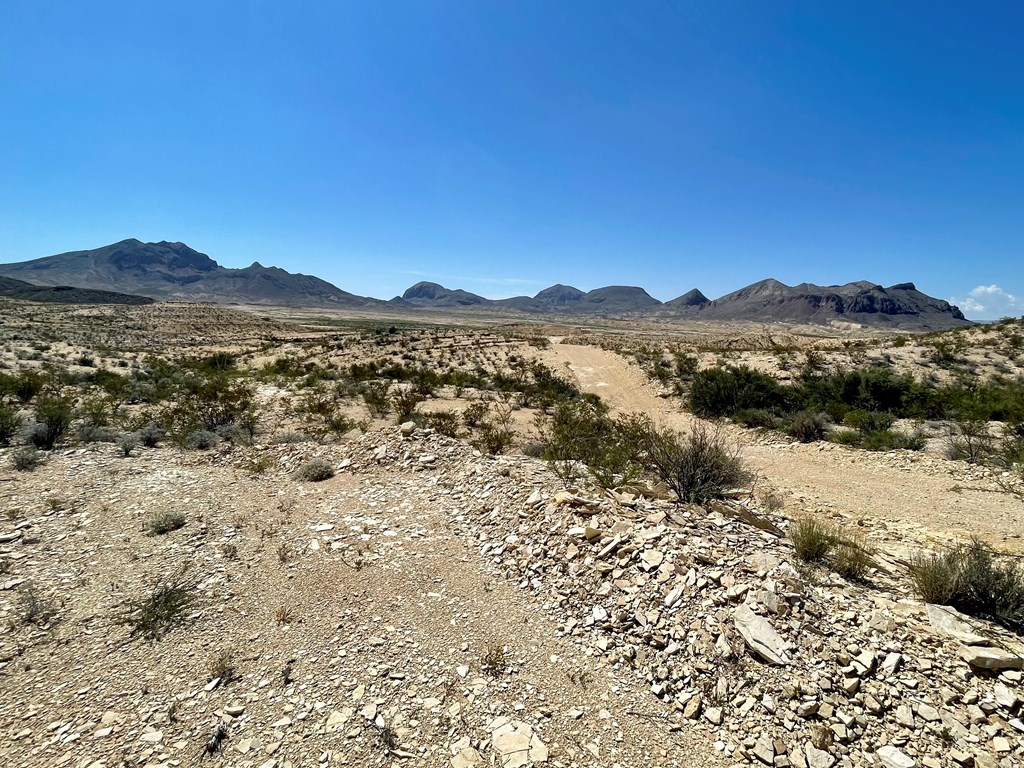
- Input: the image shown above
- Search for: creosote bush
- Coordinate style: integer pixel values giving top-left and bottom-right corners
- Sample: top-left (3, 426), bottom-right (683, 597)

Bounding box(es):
top-left (638, 421), bottom-right (752, 504)
top-left (0, 403), bottom-right (24, 446)
top-left (295, 458), bottom-right (334, 482)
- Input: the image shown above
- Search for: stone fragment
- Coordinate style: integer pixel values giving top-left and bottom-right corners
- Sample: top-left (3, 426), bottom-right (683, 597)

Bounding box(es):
top-left (960, 646), bottom-right (1024, 671)
top-left (733, 604), bottom-right (791, 665)
top-left (877, 746), bottom-right (915, 768)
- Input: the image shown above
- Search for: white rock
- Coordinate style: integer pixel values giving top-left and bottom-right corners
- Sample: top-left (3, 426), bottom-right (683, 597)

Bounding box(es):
top-left (733, 604), bottom-right (791, 665)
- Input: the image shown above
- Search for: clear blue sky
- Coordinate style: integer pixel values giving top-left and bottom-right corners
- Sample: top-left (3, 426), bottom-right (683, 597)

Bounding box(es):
top-left (1, 2), bottom-right (1021, 319)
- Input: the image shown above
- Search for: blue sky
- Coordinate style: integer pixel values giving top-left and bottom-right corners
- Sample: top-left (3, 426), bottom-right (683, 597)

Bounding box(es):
top-left (1, 2), bottom-right (1021, 319)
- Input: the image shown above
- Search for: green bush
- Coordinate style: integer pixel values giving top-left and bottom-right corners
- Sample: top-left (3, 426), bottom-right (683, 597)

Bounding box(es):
top-left (790, 516), bottom-right (834, 563)
top-left (542, 399), bottom-right (642, 489)
top-left (734, 408), bottom-right (783, 430)
top-left (114, 569), bottom-right (196, 641)
top-left (786, 411), bottom-right (829, 443)
top-left (636, 420), bottom-right (751, 504)
top-left (30, 393), bottom-right (74, 449)
top-left (0, 403), bottom-right (23, 446)
top-left (147, 511), bottom-right (186, 535)
top-left (690, 366), bottom-right (790, 418)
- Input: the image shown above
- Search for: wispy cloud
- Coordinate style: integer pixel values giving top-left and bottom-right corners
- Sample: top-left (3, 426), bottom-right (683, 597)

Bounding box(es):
top-left (951, 284), bottom-right (1020, 320)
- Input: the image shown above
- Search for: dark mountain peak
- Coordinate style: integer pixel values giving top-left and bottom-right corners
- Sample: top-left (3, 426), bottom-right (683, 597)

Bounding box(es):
top-left (582, 285), bottom-right (662, 310)
top-left (888, 282), bottom-right (917, 291)
top-left (401, 281), bottom-right (486, 307)
top-left (534, 284), bottom-right (584, 304)
top-left (666, 288), bottom-right (710, 308)
top-left (0, 239), bottom-right (377, 308)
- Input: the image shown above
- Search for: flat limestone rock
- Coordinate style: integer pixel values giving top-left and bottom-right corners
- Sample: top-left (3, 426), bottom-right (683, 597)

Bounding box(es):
top-left (489, 719), bottom-right (547, 767)
top-left (960, 646), bottom-right (1024, 671)
top-left (733, 604), bottom-right (791, 665)
top-left (926, 604), bottom-right (990, 646)
top-left (876, 745), bottom-right (915, 768)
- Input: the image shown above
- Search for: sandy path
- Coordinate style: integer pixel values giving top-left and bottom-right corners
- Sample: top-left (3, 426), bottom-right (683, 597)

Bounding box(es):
top-left (543, 340), bottom-right (1024, 553)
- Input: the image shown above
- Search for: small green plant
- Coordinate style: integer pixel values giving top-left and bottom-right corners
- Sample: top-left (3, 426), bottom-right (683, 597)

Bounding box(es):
top-left (294, 458), bottom-right (334, 482)
top-left (147, 511), bottom-right (186, 535)
top-left (114, 569), bottom-right (196, 641)
top-left (186, 429), bottom-right (219, 450)
top-left (117, 432), bottom-right (140, 457)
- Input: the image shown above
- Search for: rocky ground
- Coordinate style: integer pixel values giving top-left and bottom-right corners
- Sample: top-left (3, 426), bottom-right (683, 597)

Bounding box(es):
top-left (2, 424), bottom-right (1022, 768)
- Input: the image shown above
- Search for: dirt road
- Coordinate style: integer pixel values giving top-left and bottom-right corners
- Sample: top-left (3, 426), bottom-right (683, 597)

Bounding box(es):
top-left (544, 340), bottom-right (1024, 553)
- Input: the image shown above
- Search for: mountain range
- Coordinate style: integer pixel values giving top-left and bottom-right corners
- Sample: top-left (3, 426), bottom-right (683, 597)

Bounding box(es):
top-left (0, 239), bottom-right (970, 329)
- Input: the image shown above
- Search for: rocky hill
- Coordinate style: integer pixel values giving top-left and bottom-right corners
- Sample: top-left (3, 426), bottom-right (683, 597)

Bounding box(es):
top-left (0, 240), bottom-right (382, 308)
top-left (0, 239), bottom-right (972, 328)
top-left (0, 275), bottom-right (153, 304)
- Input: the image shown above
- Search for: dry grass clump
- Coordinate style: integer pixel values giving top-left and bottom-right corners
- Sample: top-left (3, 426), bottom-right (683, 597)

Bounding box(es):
top-left (789, 516), bottom-right (876, 581)
top-left (908, 538), bottom-right (1024, 633)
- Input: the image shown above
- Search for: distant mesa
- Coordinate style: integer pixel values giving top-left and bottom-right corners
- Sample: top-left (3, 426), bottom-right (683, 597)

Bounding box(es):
top-left (0, 239), bottom-right (971, 329)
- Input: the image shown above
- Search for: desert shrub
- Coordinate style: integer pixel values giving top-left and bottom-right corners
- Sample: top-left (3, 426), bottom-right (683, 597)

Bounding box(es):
top-left (542, 399), bottom-right (642, 489)
top-left (77, 421), bottom-right (117, 443)
top-left (909, 539), bottom-right (1024, 633)
top-left (362, 381), bottom-right (392, 417)
top-left (117, 432), bottom-right (139, 457)
top-left (114, 569), bottom-right (196, 641)
top-left (425, 410), bottom-right (461, 437)
top-left (273, 431), bottom-right (310, 444)
top-left (12, 446), bottom-right (40, 471)
top-left (944, 420), bottom-right (995, 464)
top-left (391, 388), bottom-right (425, 422)
top-left (858, 429), bottom-right (924, 452)
top-left (636, 420), bottom-right (751, 504)
top-left (790, 516), bottom-right (834, 563)
top-left (295, 458), bottom-right (334, 482)
top-left (463, 401), bottom-right (489, 427)
top-left (30, 393), bottom-right (74, 449)
top-left (734, 408), bottom-right (783, 430)
top-left (832, 537), bottom-right (874, 581)
top-left (147, 510), bottom-right (186, 535)
top-left (0, 369), bottom-right (46, 403)
top-left (0, 403), bottom-right (22, 446)
top-left (786, 411), bottom-right (829, 443)
top-left (843, 410), bottom-right (895, 433)
top-left (162, 373), bottom-right (258, 442)
top-left (136, 422), bottom-right (165, 448)
top-left (186, 430), bottom-right (219, 450)
top-left (690, 366), bottom-right (790, 418)
top-left (908, 551), bottom-right (960, 604)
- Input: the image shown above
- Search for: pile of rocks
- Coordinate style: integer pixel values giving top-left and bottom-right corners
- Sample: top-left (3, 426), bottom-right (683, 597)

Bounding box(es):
top-left (337, 426), bottom-right (1024, 768)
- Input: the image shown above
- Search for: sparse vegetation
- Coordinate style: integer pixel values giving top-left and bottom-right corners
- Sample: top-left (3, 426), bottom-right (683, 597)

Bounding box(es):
top-left (908, 539), bottom-right (1024, 633)
top-left (294, 458), bottom-right (334, 482)
top-left (114, 569), bottom-right (197, 641)
top-left (637, 420), bottom-right (751, 504)
top-left (146, 510), bottom-right (186, 535)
